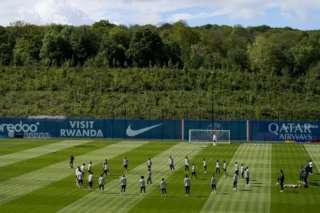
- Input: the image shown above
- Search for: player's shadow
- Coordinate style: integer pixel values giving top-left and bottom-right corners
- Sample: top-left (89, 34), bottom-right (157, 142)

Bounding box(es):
top-left (219, 192), bottom-right (231, 195)
top-left (251, 185), bottom-right (264, 188)
top-left (240, 189), bottom-right (252, 192)
top-left (309, 181), bottom-right (320, 187)
top-left (252, 182), bottom-right (263, 185)
top-left (251, 181), bottom-right (264, 188)
top-left (309, 172), bottom-right (320, 187)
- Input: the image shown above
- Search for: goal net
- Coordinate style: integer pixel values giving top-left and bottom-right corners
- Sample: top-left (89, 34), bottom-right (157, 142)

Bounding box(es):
top-left (188, 129), bottom-right (231, 144)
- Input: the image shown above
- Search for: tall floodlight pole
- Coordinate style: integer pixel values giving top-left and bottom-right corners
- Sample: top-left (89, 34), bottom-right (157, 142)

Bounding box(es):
top-left (210, 71), bottom-right (214, 126)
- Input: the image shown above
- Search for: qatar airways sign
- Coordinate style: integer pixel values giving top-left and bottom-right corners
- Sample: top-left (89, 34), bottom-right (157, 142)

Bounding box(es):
top-left (268, 122), bottom-right (319, 141)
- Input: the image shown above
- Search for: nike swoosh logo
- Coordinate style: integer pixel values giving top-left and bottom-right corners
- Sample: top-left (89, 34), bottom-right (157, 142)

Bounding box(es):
top-left (126, 124), bottom-right (162, 137)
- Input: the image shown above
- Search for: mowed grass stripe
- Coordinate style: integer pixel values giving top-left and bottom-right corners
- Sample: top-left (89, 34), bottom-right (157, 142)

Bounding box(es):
top-left (0, 141), bottom-right (110, 182)
top-left (0, 140), bottom-right (90, 167)
top-left (201, 144), bottom-right (246, 213)
top-left (201, 144), bottom-right (272, 213)
top-left (0, 142), bottom-right (175, 213)
top-left (304, 144), bottom-right (320, 172)
top-left (270, 144), bottom-right (320, 213)
top-left (130, 144), bottom-right (239, 213)
top-left (58, 143), bottom-right (203, 213)
top-left (0, 141), bottom-right (146, 206)
top-left (0, 139), bottom-right (58, 156)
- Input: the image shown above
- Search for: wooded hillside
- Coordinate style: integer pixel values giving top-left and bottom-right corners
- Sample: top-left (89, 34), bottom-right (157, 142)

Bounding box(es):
top-left (0, 21), bottom-right (319, 119)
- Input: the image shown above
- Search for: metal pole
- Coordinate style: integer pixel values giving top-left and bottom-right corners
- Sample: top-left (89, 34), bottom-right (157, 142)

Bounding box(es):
top-left (210, 71), bottom-right (214, 126)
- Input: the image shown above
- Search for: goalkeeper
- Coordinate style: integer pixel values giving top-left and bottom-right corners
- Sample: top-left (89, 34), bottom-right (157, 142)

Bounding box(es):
top-left (212, 132), bottom-right (217, 145)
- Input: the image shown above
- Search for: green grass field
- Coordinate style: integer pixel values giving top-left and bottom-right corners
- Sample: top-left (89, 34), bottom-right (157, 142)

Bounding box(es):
top-left (0, 139), bottom-right (319, 213)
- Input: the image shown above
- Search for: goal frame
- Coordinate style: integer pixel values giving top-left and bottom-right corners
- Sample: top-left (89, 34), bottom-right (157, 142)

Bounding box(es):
top-left (188, 129), bottom-right (231, 144)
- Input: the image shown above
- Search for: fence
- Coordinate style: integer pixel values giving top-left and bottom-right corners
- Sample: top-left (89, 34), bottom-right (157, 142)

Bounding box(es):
top-left (0, 118), bottom-right (319, 142)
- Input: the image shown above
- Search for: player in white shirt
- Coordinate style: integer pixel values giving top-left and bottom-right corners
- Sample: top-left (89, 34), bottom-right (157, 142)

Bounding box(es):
top-left (103, 159), bottom-right (109, 176)
top-left (191, 164), bottom-right (197, 178)
top-left (234, 162), bottom-right (239, 175)
top-left (147, 158), bottom-right (152, 170)
top-left (88, 161), bottom-right (93, 172)
top-left (80, 163), bottom-right (85, 174)
top-left (216, 160), bottom-right (220, 175)
top-left (223, 160), bottom-right (227, 176)
top-left (212, 133), bottom-right (217, 145)
top-left (139, 176), bottom-right (146, 193)
top-left (240, 163), bottom-right (244, 178)
top-left (244, 167), bottom-right (250, 185)
top-left (184, 175), bottom-right (191, 195)
top-left (309, 160), bottom-right (313, 174)
top-left (203, 158), bottom-right (208, 174)
top-left (210, 175), bottom-right (217, 193)
top-left (75, 166), bottom-right (81, 187)
top-left (75, 166), bottom-right (80, 177)
top-left (120, 175), bottom-right (127, 193)
top-left (88, 171), bottom-right (93, 189)
top-left (147, 168), bottom-right (152, 184)
top-left (77, 169), bottom-right (83, 188)
top-left (123, 157), bottom-right (128, 172)
top-left (98, 174), bottom-right (105, 191)
top-left (160, 178), bottom-right (167, 196)
top-left (169, 155), bottom-right (175, 171)
top-left (184, 156), bottom-right (190, 172)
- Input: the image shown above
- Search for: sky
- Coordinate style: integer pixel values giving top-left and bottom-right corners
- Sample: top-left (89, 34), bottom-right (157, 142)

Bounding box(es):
top-left (1, 0), bottom-right (320, 30)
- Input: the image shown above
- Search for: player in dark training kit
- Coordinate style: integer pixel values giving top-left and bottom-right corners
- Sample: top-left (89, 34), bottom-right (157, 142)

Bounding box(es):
top-left (69, 155), bottom-right (74, 168)
top-left (278, 169), bottom-right (285, 192)
top-left (147, 168), bottom-right (152, 184)
top-left (169, 155), bottom-right (175, 171)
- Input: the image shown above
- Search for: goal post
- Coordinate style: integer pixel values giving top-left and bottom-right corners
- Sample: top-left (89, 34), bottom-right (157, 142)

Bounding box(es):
top-left (188, 129), bottom-right (231, 144)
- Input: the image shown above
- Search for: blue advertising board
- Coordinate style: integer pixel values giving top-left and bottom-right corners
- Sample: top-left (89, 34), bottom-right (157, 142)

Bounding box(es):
top-left (250, 120), bottom-right (320, 142)
top-left (0, 118), bottom-right (181, 140)
top-left (1, 118), bottom-right (320, 142)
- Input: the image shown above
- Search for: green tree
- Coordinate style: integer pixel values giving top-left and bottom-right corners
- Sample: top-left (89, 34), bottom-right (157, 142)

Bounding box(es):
top-left (290, 33), bottom-right (320, 75)
top-left (127, 27), bottom-right (165, 67)
top-left (13, 35), bottom-right (42, 65)
top-left (226, 26), bottom-right (251, 69)
top-left (247, 32), bottom-right (301, 75)
top-left (70, 26), bottom-right (99, 65)
top-left (96, 36), bottom-right (127, 67)
top-left (109, 26), bottom-right (130, 49)
top-left (0, 26), bottom-right (13, 65)
top-left (40, 30), bottom-right (72, 66)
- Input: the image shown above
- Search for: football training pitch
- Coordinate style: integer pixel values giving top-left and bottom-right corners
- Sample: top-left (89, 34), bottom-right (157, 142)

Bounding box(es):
top-left (0, 139), bottom-right (319, 213)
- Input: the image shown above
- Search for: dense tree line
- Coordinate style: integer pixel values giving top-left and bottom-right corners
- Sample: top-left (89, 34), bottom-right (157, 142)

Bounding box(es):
top-left (0, 66), bottom-right (319, 120)
top-left (0, 21), bottom-right (320, 120)
top-left (1, 20), bottom-right (320, 76)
